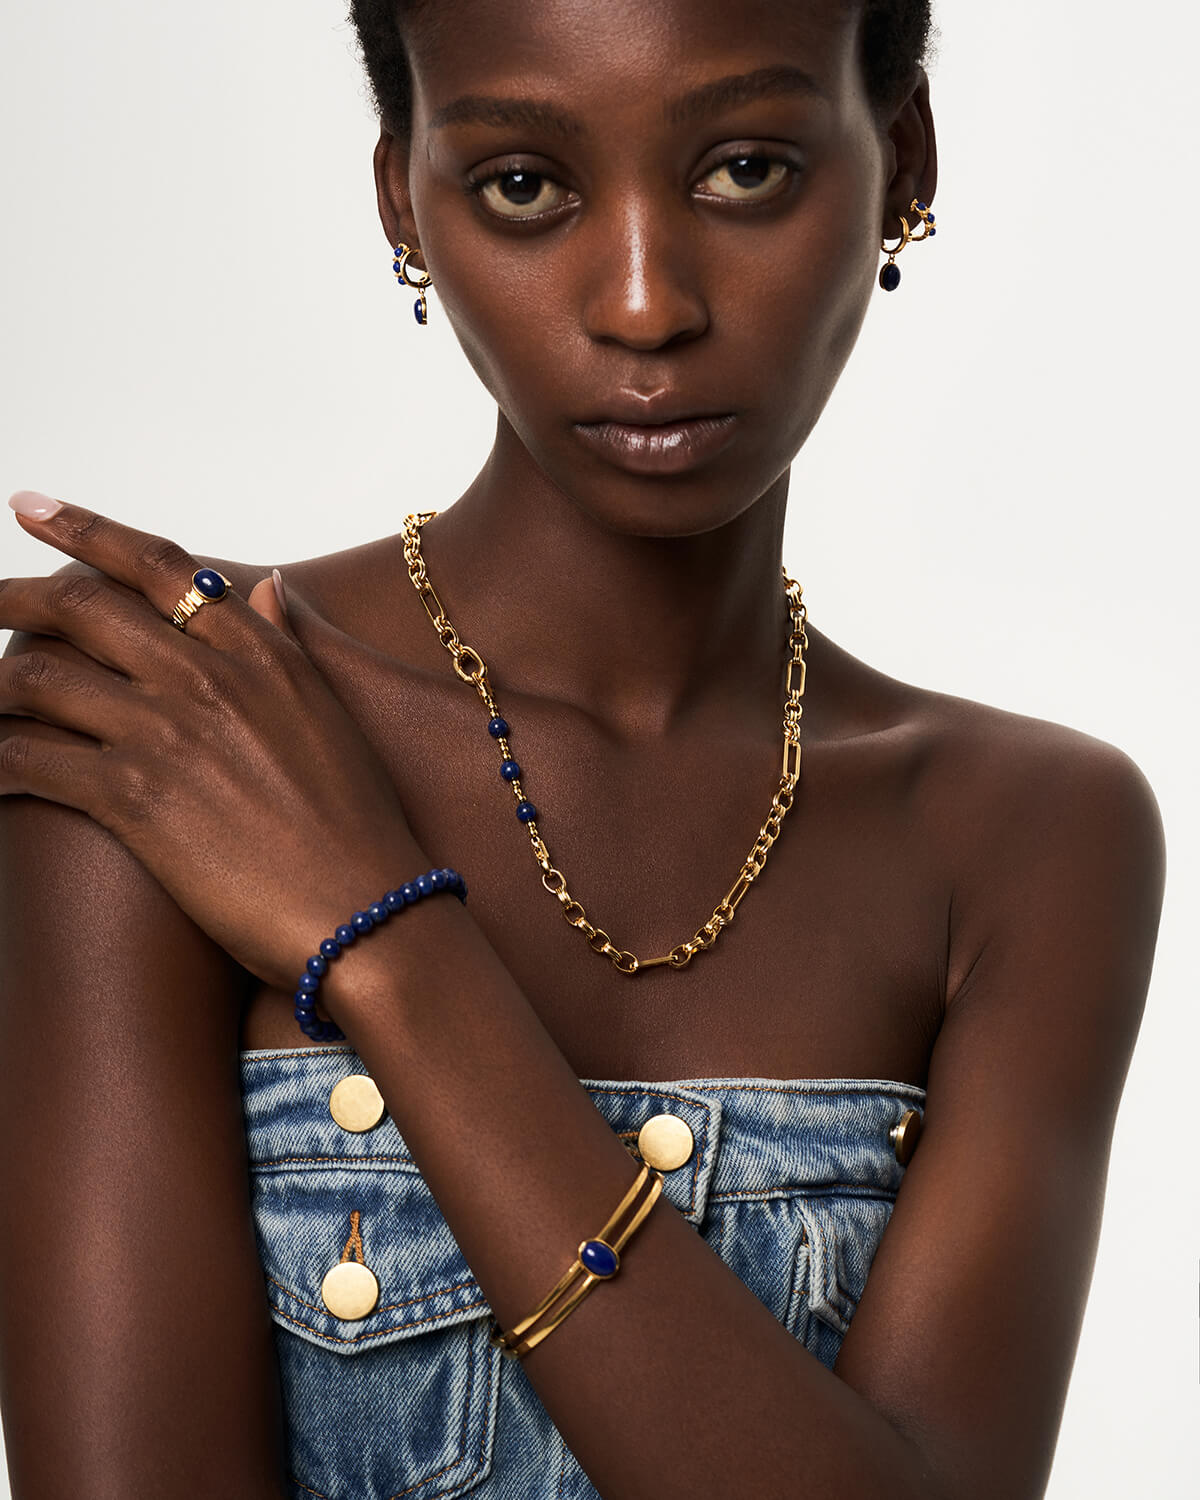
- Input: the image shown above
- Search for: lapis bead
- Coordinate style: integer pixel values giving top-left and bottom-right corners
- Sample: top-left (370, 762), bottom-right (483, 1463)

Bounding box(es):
top-left (298, 972), bottom-right (320, 994)
top-left (488, 717), bottom-right (509, 739)
top-left (430, 869), bottom-right (448, 890)
top-left (413, 301), bottom-right (426, 325)
top-left (319, 937), bottom-right (341, 959)
top-left (393, 259), bottom-right (403, 272)
top-left (916, 201), bottom-right (927, 212)
top-left (516, 800), bottom-right (537, 823)
top-left (294, 989), bottom-right (314, 1010)
top-left (580, 1240), bottom-right (620, 1278)
top-left (335, 923), bottom-right (356, 945)
top-left (368, 902), bottom-right (389, 923)
top-left (351, 910), bottom-right (374, 934)
top-left (500, 759), bottom-right (521, 781)
top-left (415, 873), bottom-right (433, 896)
top-left (928, 226), bottom-right (936, 235)
top-left (879, 262), bottom-right (901, 292)
top-left (306, 954), bottom-right (328, 978)
top-left (400, 882), bottom-right (419, 903)
top-left (192, 568), bottom-right (228, 600)
top-left (385, 889), bottom-right (406, 912)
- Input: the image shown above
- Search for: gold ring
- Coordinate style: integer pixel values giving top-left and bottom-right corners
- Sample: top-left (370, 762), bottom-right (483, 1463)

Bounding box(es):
top-left (170, 568), bottom-right (232, 632)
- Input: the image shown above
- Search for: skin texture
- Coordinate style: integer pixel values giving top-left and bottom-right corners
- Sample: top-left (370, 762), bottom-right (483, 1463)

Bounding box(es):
top-left (0, 1), bottom-right (1165, 1497)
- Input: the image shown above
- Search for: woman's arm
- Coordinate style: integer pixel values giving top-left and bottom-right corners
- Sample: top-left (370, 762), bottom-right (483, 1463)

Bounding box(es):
top-left (0, 612), bottom-right (288, 1496)
top-left (313, 723), bottom-right (1164, 1500)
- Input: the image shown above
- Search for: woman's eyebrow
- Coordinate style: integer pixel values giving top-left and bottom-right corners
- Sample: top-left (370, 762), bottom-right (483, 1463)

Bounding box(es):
top-left (428, 64), bottom-right (825, 138)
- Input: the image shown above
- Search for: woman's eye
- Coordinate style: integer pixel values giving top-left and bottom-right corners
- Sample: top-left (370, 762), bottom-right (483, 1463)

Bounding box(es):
top-left (700, 155), bottom-right (793, 202)
top-left (473, 169), bottom-right (568, 220)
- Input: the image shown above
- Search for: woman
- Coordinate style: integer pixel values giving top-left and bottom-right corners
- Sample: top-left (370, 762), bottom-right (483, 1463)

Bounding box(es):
top-left (0, 0), bottom-right (1166, 1496)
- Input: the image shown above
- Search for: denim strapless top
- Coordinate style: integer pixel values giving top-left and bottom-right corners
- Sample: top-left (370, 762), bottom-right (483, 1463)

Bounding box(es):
top-left (240, 1044), bottom-right (926, 1500)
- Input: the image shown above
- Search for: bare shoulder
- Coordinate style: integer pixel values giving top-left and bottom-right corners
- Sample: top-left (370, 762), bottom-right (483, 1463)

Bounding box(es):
top-left (909, 682), bottom-right (1163, 847)
top-left (896, 678), bottom-right (1166, 1009)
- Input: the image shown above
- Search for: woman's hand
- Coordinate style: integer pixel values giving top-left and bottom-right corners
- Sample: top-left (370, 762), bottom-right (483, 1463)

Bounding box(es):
top-left (1, 491), bottom-right (425, 998)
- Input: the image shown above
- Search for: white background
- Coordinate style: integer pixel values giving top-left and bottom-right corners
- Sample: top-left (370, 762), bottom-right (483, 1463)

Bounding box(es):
top-left (1, 1), bottom-right (1196, 1493)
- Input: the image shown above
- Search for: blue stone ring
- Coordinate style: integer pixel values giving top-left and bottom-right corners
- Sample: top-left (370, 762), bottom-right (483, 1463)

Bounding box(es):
top-left (170, 567), bottom-right (233, 632)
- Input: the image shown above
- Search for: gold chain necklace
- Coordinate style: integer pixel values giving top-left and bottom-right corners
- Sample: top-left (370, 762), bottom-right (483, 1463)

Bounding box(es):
top-left (401, 511), bottom-right (808, 973)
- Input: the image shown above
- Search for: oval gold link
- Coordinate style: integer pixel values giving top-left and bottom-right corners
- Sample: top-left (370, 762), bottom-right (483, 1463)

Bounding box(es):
top-left (453, 645), bottom-right (488, 684)
top-left (541, 868), bottom-right (567, 895)
top-left (715, 900), bottom-right (736, 925)
top-left (614, 951), bottom-right (639, 974)
top-left (561, 900), bottom-right (588, 925)
top-left (587, 927), bottom-right (613, 954)
top-left (782, 738), bottom-right (801, 783)
top-left (668, 945), bottom-right (695, 968)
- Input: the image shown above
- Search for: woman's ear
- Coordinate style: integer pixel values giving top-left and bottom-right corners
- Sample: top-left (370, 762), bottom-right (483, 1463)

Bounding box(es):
top-left (880, 67), bottom-right (938, 230)
top-left (373, 128), bottom-right (424, 263)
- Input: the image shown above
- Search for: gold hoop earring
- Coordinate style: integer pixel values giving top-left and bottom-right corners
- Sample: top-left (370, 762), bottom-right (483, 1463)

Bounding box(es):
top-left (393, 241), bottom-right (433, 324)
top-left (878, 199), bottom-right (937, 292)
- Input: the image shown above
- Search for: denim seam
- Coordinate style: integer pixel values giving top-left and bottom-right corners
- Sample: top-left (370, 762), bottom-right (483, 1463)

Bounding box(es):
top-left (709, 1184), bottom-right (898, 1203)
top-left (253, 1153), bottom-right (416, 1168)
top-left (270, 1291), bottom-right (492, 1344)
top-left (269, 1269), bottom-right (484, 1319)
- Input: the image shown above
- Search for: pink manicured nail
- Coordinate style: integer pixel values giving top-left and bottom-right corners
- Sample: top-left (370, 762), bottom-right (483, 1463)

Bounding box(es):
top-left (8, 490), bottom-right (64, 520)
top-left (272, 567), bottom-right (288, 612)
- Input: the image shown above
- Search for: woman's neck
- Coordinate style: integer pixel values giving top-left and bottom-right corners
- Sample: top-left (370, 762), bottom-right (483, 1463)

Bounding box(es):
top-left (414, 425), bottom-right (794, 741)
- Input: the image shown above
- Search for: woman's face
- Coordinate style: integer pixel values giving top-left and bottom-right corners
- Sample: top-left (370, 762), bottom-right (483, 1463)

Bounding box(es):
top-left (380, 0), bottom-right (929, 538)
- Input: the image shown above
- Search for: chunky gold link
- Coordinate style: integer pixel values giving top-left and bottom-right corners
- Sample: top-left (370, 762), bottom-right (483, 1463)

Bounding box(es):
top-left (401, 512), bottom-right (807, 974)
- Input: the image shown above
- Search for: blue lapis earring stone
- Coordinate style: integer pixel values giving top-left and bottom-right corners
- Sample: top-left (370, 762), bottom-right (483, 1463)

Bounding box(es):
top-left (580, 1239), bottom-right (620, 1278)
top-left (413, 297), bottom-right (427, 325)
top-left (192, 568), bottom-right (228, 599)
top-left (879, 261), bottom-right (901, 292)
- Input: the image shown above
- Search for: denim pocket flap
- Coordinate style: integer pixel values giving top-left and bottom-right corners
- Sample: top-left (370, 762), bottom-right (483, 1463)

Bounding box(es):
top-left (250, 1163), bottom-right (493, 1352)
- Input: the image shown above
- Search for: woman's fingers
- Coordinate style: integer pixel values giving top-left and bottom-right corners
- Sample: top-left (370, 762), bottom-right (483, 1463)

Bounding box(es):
top-left (7, 493), bottom-right (248, 649)
top-left (0, 570), bottom-right (184, 678)
top-left (0, 713), bottom-right (118, 821)
top-left (0, 641), bottom-right (140, 746)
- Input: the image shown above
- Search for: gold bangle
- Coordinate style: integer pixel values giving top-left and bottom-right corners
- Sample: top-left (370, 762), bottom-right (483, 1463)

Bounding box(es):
top-left (488, 1163), bottom-right (665, 1360)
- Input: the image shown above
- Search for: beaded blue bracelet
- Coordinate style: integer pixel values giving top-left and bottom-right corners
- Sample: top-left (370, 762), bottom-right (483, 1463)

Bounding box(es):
top-left (293, 866), bottom-right (468, 1042)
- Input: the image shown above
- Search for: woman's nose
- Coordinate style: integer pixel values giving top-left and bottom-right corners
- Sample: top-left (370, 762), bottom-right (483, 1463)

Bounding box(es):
top-left (580, 202), bottom-right (710, 350)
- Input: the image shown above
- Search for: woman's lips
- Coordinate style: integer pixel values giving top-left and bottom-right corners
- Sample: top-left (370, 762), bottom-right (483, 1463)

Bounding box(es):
top-left (572, 414), bottom-right (738, 475)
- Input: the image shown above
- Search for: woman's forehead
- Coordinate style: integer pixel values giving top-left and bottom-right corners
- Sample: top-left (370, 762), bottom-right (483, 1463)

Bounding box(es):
top-left (403, 0), bottom-right (862, 111)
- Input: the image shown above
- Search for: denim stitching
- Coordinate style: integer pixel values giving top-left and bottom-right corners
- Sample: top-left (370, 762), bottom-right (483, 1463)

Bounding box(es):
top-left (269, 1270), bottom-right (484, 1320)
top-left (270, 1290), bottom-right (492, 1343)
top-left (709, 1184), bottom-right (898, 1203)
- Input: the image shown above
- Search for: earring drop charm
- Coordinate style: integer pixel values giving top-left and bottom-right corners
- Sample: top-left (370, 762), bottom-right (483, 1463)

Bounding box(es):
top-left (878, 198), bottom-right (937, 291)
top-left (393, 241), bottom-right (433, 324)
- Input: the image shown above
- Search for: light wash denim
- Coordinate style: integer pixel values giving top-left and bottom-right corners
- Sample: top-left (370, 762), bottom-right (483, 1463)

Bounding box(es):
top-left (239, 1044), bottom-right (925, 1500)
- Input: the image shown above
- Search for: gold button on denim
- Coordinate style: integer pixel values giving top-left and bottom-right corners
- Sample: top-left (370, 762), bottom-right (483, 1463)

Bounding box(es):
top-left (321, 1261), bottom-right (380, 1320)
top-left (889, 1108), bottom-right (922, 1165)
top-left (329, 1075), bottom-right (385, 1133)
top-left (637, 1113), bottom-right (694, 1171)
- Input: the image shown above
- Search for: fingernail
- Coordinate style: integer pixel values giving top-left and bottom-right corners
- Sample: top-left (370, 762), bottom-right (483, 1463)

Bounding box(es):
top-left (272, 567), bottom-right (288, 613)
top-left (8, 490), bottom-right (64, 520)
